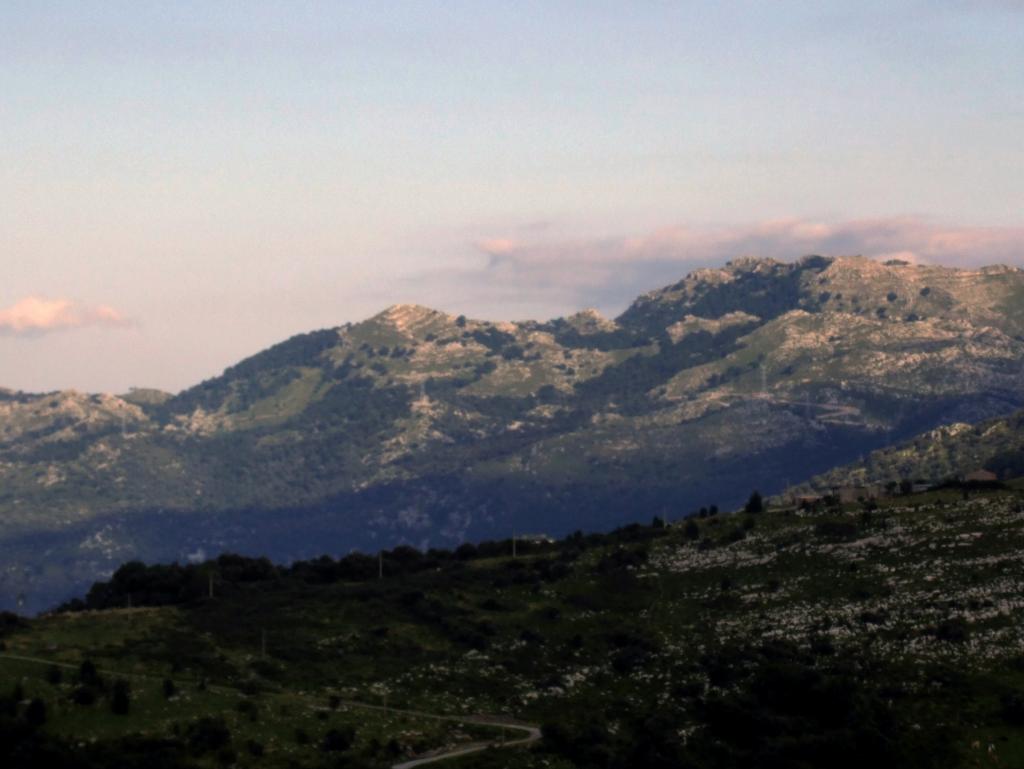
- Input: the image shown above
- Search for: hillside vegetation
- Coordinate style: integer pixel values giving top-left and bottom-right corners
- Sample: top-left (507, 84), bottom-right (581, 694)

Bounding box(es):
top-left (803, 408), bottom-right (1024, 492)
top-left (4, 256), bottom-right (1024, 610)
top-left (2, 483), bottom-right (1024, 768)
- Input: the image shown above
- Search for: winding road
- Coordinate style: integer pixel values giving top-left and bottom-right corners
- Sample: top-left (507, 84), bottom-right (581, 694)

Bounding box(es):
top-left (0, 652), bottom-right (541, 768)
top-left (331, 698), bottom-right (541, 768)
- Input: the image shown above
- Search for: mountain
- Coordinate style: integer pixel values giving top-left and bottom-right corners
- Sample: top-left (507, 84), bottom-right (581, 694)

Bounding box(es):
top-left (3, 254), bottom-right (1024, 611)
top-left (800, 407), bottom-right (1024, 492)
top-left (3, 483), bottom-right (1024, 767)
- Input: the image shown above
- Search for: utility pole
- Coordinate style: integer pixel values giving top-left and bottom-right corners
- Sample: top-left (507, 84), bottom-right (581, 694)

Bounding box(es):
top-left (378, 552), bottom-right (383, 580)
top-left (512, 530), bottom-right (517, 559)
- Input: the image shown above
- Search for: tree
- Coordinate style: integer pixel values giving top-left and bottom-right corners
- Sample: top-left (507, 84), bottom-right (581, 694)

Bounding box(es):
top-left (744, 490), bottom-right (764, 514)
top-left (79, 659), bottom-right (101, 687)
top-left (111, 679), bottom-right (131, 715)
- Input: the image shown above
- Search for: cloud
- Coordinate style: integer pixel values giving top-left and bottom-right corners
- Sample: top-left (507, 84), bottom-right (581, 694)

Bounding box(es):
top-left (0, 297), bottom-right (131, 337)
top-left (403, 217), bottom-right (1024, 321)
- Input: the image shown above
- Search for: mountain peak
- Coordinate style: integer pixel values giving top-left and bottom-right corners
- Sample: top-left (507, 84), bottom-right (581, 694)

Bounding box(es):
top-left (724, 255), bottom-right (787, 272)
top-left (564, 308), bottom-right (617, 334)
top-left (372, 304), bottom-right (451, 334)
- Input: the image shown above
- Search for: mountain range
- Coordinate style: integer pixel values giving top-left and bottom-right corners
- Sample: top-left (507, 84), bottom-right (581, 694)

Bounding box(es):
top-left (4, 254), bottom-right (1024, 611)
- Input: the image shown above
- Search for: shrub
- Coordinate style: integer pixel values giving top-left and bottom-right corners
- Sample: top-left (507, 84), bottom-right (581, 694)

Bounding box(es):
top-left (934, 618), bottom-right (969, 643)
top-left (71, 685), bottom-right (97, 706)
top-left (1001, 692), bottom-right (1024, 725)
top-left (24, 698), bottom-right (46, 727)
top-left (744, 491), bottom-right (764, 514)
top-left (187, 716), bottom-right (231, 755)
top-left (322, 726), bottom-right (356, 752)
top-left (78, 659), bottom-right (102, 687)
top-left (111, 679), bottom-right (131, 715)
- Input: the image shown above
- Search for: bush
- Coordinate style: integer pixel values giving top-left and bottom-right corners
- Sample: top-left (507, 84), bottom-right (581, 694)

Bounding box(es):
top-left (70, 685), bottom-right (98, 706)
top-left (79, 659), bottom-right (102, 687)
top-left (1001, 692), bottom-right (1024, 725)
top-left (322, 726), bottom-right (356, 752)
top-left (744, 491), bottom-right (764, 514)
top-left (111, 679), bottom-right (131, 715)
top-left (187, 716), bottom-right (231, 755)
top-left (24, 698), bottom-right (46, 727)
top-left (934, 618), bottom-right (969, 644)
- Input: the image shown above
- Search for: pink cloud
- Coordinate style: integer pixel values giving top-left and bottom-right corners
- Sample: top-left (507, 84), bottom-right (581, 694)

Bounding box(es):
top-left (418, 216), bottom-right (1024, 320)
top-left (0, 296), bottom-right (131, 337)
top-left (474, 216), bottom-right (1024, 273)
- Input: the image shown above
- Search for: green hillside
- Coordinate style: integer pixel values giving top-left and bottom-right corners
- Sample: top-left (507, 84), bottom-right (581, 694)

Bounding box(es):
top-left (2, 484), bottom-right (1024, 768)
top-left (4, 255), bottom-right (1024, 611)
top-left (800, 409), bottom-right (1024, 493)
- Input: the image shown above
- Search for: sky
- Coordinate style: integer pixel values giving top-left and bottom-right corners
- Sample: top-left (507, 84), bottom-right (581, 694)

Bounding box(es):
top-left (1, 1), bottom-right (1023, 394)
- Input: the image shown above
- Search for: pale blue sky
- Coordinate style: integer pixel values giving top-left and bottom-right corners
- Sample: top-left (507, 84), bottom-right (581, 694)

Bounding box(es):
top-left (1, 1), bottom-right (1022, 392)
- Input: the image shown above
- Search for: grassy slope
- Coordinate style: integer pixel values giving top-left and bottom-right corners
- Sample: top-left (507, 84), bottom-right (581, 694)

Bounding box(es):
top-left (2, 484), bottom-right (1024, 767)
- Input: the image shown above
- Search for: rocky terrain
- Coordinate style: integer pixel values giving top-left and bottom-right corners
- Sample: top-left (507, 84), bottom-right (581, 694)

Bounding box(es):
top-left (801, 407), bottom-right (1024, 493)
top-left (3, 255), bottom-right (1024, 611)
top-left (2, 483), bottom-right (1023, 768)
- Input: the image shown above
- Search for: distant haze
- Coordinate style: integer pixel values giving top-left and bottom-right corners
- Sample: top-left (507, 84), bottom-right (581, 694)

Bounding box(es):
top-left (2, 2), bottom-right (1022, 393)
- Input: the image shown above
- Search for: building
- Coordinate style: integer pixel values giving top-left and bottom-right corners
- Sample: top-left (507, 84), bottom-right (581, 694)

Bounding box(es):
top-left (832, 485), bottom-right (883, 503)
top-left (964, 469), bottom-right (998, 483)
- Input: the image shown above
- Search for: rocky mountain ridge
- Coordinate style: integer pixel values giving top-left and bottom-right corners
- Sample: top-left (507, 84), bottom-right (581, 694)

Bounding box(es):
top-left (3, 254), bottom-right (1024, 611)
